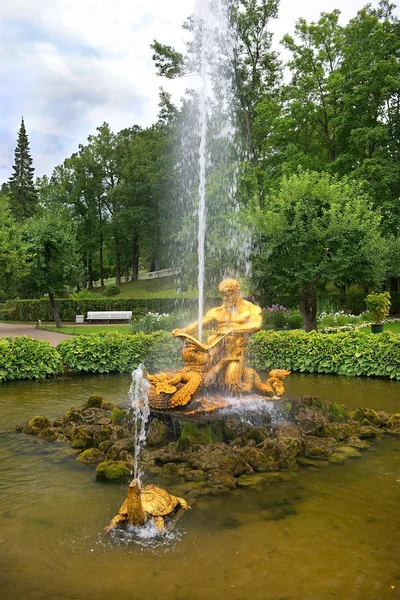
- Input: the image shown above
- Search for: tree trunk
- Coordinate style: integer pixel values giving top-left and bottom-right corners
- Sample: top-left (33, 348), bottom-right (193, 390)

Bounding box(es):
top-left (99, 239), bottom-right (104, 288)
top-left (300, 285), bottom-right (318, 332)
top-left (125, 267), bottom-right (129, 283)
top-left (88, 253), bottom-right (93, 289)
top-left (132, 238), bottom-right (139, 281)
top-left (150, 256), bottom-right (157, 273)
top-left (114, 235), bottom-right (121, 285)
top-left (48, 292), bottom-right (62, 328)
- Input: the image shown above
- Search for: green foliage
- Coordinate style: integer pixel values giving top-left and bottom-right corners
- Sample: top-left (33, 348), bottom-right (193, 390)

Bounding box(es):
top-left (131, 310), bottom-right (194, 333)
top-left (0, 337), bottom-right (63, 383)
top-left (103, 283), bottom-right (121, 297)
top-left (365, 291), bottom-right (391, 323)
top-left (70, 289), bottom-right (98, 299)
top-left (0, 291), bottom-right (6, 302)
top-left (57, 331), bottom-right (181, 374)
top-left (262, 306), bottom-right (303, 330)
top-left (249, 329), bottom-right (400, 379)
top-left (0, 194), bottom-right (28, 296)
top-left (5, 297), bottom-right (200, 322)
top-left (8, 118), bottom-right (38, 220)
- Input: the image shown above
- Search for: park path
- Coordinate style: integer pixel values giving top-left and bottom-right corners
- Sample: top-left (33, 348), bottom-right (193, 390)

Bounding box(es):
top-left (0, 323), bottom-right (71, 347)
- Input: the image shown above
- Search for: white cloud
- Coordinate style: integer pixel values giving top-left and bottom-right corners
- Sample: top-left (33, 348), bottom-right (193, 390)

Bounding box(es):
top-left (0, 0), bottom-right (398, 180)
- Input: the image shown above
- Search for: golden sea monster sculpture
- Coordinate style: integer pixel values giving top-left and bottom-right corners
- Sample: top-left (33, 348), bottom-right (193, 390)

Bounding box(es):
top-left (105, 480), bottom-right (190, 532)
top-left (147, 278), bottom-right (290, 409)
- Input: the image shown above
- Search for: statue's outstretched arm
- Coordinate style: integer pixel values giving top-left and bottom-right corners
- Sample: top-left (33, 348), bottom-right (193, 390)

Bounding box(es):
top-left (173, 311), bottom-right (215, 336)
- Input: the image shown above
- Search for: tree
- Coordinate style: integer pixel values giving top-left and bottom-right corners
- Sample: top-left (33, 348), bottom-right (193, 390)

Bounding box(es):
top-left (0, 193), bottom-right (28, 297)
top-left (252, 171), bottom-right (386, 331)
top-left (23, 210), bottom-right (81, 327)
top-left (8, 118), bottom-right (38, 220)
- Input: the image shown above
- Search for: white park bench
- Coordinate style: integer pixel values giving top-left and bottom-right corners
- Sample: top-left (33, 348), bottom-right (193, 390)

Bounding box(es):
top-left (86, 311), bottom-right (132, 323)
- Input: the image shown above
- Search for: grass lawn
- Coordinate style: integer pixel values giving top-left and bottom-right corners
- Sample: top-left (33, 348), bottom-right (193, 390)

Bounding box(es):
top-left (91, 276), bottom-right (198, 299)
top-left (38, 324), bottom-right (132, 335)
top-left (384, 321), bottom-right (400, 334)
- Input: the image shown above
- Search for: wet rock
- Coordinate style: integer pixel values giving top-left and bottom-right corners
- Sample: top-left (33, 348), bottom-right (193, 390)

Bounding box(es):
top-left (223, 420), bottom-right (269, 444)
top-left (161, 462), bottom-right (180, 477)
top-left (183, 469), bottom-right (206, 482)
top-left (24, 416), bottom-right (51, 433)
top-left (386, 414), bottom-right (400, 433)
top-left (351, 408), bottom-right (381, 426)
top-left (154, 452), bottom-right (187, 466)
top-left (56, 434), bottom-right (69, 444)
top-left (334, 445), bottom-right (362, 458)
top-left (70, 426), bottom-right (94, 449)
top-left (359, 426), bottom-right (380, 439)
top-left (207, 471), bottom-right (237, 490)
top-left (97, 417), bottom-right (112, 426)
top-left (38, 427), bottom-right (58, 441)
top-left (93, 426), bottom-right (114, 446)
top-left (328, 453), bottom-right (347, 464)
top-left (295, 408), bottom-right (329, 437)
top-left (304, 436), bottom-right (337, 459)
top-left (237, 473), bottom-right (267, 489)
top-left (65, 408), bottom-right (84, 423)
top-left (239, 447), bottom-right (277, 472)
top-left (179, 422), bottom-right (216, 445)
top-left (85, 394), bottom-right (104, 409)
top-left (147, 419), bottom-right (168, 446)
top-left (95, 460), bottom-right (131, 482)
top-left (175, 436), bottom-right (193, 452)
top-left (110, 407), bottom-right (127, 426)
top-left (106, 439), bottom-right (135, 461)
top-left (323, 422), bottom-right (361, 441)
top-left (102, 401), bottom-right (115, 411)
top-left (346, 436), bottom-right (370, 449)
top-left (77, 448), bottom-right (105, 465)
top-left (98, 440), bottom-right (114, 453)
top-left (297, 457), bottom-right (330, 468)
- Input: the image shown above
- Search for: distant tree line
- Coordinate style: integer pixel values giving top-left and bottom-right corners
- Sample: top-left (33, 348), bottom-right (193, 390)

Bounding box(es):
top-left (0, 0), bottom-right (399, 330)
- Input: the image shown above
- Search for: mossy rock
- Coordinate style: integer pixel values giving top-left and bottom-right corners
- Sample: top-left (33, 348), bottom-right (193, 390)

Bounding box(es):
top-left (175, 436), bottom-right (193, 452)
top-left (160, 462), bottom-right (180, 478)
top-left (237, 473), bottom-right (267, 489)
top-left (346, 436), bottom-right (370, 449)
top-left (95, 460), bottom-right (131, 482)
top-left (102, 401), bottom-right (115, 411)
top-left (328, 453), bottom-right (347, 464)
top-left (25, 416), bottom-right (51, 433)
top-left (65, 408), bottom-right (84, 423)
top-left (334, 445), bottom-right (362, 458)
top-left (184, 469), bottom-right (206, 482)
top-left (328, 403), bottom-right (348, 422)
top-left (359, 426), bottom-right (380, 439)
top-left (38, 427), bottom-right (58, 441)
top-left (207, 471), bottom-right (237, 490)
top-left (77, 448), bottom-right (105, 465)
top-left (98, 440), bottom-right (115, 453)
top-left (351, 408), bottom-right (381, 426)
top-left (110, 407), bottom-right (127, 426)
top-left (85, 394), bottom-right (104, 409)
top-left (93, 426), bottom-right (114, 446)
top-left (147, 419), bottom-right (168, 446)
top-left (240, 447), bottom-right (277, 472)
top-left (180, 422), bottom-right (216, 445)
top-left (386, 414), bottom-right (400, 432)
top-left (304, 436), bottom-right (337, 459)
top-left (323, 422), bottom-right (361, 441)
top-left (71, 426), bottom-right (94, 449)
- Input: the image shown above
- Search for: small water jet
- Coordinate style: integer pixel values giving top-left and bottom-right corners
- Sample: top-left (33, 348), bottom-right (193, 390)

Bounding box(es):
top-left (128, 364), bottom-right (150, 484)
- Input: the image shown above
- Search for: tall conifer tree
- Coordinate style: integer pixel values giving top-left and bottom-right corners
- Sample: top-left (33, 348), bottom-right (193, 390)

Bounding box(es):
top-left (8, 118), bottom-right (38, 220)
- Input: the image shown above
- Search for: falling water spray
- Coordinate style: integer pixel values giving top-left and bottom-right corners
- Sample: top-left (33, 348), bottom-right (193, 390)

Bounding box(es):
top-left (128, 364), bottom-right (150, 484)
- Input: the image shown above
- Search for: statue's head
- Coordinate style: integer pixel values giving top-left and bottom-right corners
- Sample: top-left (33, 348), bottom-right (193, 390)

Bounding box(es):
top-left (219, 278), bottom-right (241, 309)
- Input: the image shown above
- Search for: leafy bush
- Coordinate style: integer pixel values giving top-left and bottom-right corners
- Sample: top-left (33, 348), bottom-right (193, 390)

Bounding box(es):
top-left (318, 310), bottom-right (372, 329)
top-left (365, 292), bottom-right (391, 323)
top-left (249, 330), bottom-right (400, 379)
top-left (57, 331), bottom-right (182, 374)
top-left (70, 289), bottom-right (98, 299)
top-left (0, 290), bottom-right (6, 302)
top-left (0, 337), bottom-right (63, 382)
top-left (262, 305), bottom-right (303, 330)
top-left (5, 297), bottom-right (204, 322)
top-left (103, 284), bottom-right (121, 297)
top-left (131, 311), bottom-right (195, 333)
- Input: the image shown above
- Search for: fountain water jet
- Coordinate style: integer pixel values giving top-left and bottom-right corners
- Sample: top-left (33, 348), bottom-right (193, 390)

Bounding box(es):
top-left (128, 364), bottom-right (150, 484)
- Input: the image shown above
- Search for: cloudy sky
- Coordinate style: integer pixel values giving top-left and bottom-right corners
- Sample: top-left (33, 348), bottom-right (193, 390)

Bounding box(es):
top-left (0, 0), bottom-right (397, 181)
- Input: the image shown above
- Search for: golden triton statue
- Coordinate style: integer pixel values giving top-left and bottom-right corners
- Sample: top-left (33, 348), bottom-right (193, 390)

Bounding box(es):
top-left (147, 278), bottom-right (290, 409)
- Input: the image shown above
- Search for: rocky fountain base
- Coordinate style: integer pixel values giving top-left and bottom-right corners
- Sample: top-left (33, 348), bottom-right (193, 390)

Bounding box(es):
top-left (19, 393), bottom-right (400, 512)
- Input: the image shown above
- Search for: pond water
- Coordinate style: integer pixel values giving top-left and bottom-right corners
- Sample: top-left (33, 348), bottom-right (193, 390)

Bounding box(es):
top-left (0, 373), bottom-right (399, 600)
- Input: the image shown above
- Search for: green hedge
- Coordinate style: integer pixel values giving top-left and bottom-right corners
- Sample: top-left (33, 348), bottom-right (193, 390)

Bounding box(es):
top-left (249, 330), bottom-right (400, 379)
top-left (0, 337), bottom-right (63, 383)
top-left (57, 331), bottom-right (182, 374)
top-left (255, 292), bottom-right (400, 315)
top-left (5, 297), bottom-right (219, 322)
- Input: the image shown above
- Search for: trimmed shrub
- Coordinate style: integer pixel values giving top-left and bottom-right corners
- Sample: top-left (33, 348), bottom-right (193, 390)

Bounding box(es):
top-left (57, 331), bottom-right (182, 374)
top-left (249, 330), bottom-right (400, 379)
top-left (0, 291), bottom-right (6, 302)
top-left (262, 306), bottom-right (303, 330)
top-left (5, 297), bottom-right (215, 322)
top-left (0, 336), bottom-right (63, 382)
top-left (103, 284), bottom-right (121, 297)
